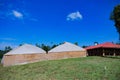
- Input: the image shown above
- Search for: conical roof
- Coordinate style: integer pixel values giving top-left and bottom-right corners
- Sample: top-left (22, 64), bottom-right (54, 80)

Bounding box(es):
top-left (5, 44), bottom-right (46, 55)
top-left (48, 42), bottom-right (85, 53)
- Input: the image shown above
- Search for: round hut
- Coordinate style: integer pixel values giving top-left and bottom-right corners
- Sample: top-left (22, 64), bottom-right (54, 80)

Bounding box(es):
top-left (1, 44), bottom-right (46, 66)
top-left (48, 42), bottom-right (86, 60)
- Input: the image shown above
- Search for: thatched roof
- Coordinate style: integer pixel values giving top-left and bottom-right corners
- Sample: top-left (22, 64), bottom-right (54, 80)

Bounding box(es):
top-left (5, 44), bottom-right (46, 55)
top-left (49, 42), bottom-right (85, 53)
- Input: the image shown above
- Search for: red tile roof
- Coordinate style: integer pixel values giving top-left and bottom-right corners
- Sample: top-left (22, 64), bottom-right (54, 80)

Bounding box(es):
top-left (85, 42), bottom-right (120, 50)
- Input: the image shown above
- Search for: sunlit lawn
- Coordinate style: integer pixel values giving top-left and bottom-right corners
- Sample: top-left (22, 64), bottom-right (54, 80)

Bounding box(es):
top-left (0, 56), bottom-right (120, 80)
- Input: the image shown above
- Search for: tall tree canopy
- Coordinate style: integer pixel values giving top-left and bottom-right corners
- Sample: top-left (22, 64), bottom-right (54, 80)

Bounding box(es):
top-left (110, 4), bottom-right (120, 43)
top-left (0, 46), bottom-right (12, 58)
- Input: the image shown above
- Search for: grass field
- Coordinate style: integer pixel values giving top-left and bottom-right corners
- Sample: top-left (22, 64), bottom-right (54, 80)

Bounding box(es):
top-left (0, 56), bottom-right (120, 80)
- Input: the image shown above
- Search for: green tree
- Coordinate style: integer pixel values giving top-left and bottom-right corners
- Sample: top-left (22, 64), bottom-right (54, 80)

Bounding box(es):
top-left (4, 46), bottom-right (12, 53)
top-left (0, 50), bottom-right (4, 58)
top-left (40, 44), bottom-right (51, 53)
top-left (110, 4), bottom-right (120, 43)
top-left (19, 44), bottom-right (23, 46)
top-left (51, 44), bottom-right (58, 49)
top-left (74, 42), bottom-right (78, 45)
top-left (82, 45), bottom-right (88, 48)
top-left (0, 46), bottom-right (12, 58)
top-left (35, 43), bottom-right (41, 48)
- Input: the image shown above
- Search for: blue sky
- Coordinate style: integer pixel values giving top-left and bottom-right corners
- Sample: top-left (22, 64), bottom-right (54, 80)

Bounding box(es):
top-left (0, 0), bottom-right (120, 49)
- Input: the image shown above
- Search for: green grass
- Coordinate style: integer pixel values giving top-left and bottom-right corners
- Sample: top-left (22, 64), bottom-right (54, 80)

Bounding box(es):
top-left (0, 56), bottom-right (120, 80)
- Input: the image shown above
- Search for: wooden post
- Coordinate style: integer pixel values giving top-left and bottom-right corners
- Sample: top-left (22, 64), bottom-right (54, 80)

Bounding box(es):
top-left (86, 51), bottom-right (88, 56)
top-left (103, 48), bottom-right (105, 56)
top-left (113, 49), bottom-right (116, 56)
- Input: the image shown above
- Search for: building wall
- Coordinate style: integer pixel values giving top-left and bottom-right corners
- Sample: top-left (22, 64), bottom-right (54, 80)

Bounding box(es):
top-left (2, 51), bottom-right (86, 66)
top-left (47, 51), bottom-right (86, 60)
top-left (2, 54), bottom-right (47, 66)
top-left (87, 48), bottom-right (103, 56)
top-left (87, 48), bottom-right (120, 56)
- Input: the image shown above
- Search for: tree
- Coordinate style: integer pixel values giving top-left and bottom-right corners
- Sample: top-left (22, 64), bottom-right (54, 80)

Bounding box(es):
top-left (35, 43), bottom-right (41, 48)
top-left (0, 50), bottom-right (4, 58)
top-left (4, 46), bottom-right (12, 53)
top-left (51, 44), bottom-right (58, 49)
top-left (19, 44), bottom-right (23, 46)
top-left (40, 44), bottom-right (51, 53)
top-left (74, 42), bottom-right (78, 45)
top-left (110, 4), bottom-right (120, 43)
top-left (0, 46), bottom-right (12, 58)
top-left (82, 45), bottom-right (88, 48)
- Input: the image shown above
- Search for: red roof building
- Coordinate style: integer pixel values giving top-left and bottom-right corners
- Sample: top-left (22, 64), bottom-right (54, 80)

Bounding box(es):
top-left (85, 42), bottom-right (120, 56)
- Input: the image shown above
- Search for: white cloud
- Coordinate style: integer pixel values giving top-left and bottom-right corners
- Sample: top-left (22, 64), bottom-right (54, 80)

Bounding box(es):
top-left (67, 11), bottom-right (83, 21)
top-left (12, 10), bottom-right (23, 19)
top-left (0, 8), bottom-right (39, 22)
